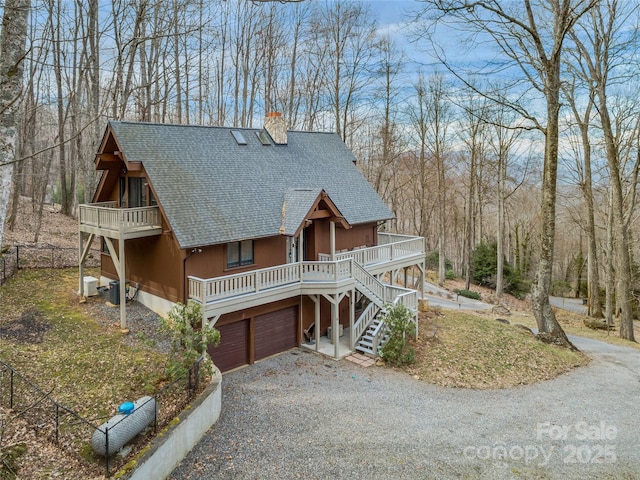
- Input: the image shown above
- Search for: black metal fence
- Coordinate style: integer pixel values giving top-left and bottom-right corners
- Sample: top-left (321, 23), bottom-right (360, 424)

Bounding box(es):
top-left (0, 358), bottom-right (204, 478)
top-left (0, 244), bottom-right (100, 286)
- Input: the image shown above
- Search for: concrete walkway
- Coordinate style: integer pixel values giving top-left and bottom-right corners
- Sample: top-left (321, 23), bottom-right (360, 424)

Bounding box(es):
top-left (169, 336), bottom-right (640, 480)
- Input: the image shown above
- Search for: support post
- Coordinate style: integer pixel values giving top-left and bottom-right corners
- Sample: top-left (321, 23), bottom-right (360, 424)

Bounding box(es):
top-left (331, 295), bottom-right (338, 359)
top-left (78, 232), bottom-right (84, 297)
top-left (330, 220), bottom-right (336, 261)
top-left (299, 230), bottom-right (305, 261)
top-left (314, 296), bottom-right (320, 352)
top-left (119, 237), bottom-right (126, 329)
top-left (349, 289), bottom-right (355, 349)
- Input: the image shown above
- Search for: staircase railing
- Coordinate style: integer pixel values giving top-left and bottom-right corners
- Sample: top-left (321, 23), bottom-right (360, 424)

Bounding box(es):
top-left (351, 302), bottom-right (379, 348)
top-left (369, 315), bottom-right (388, 355)
top-left (351, 261), bottom-right (385, 307)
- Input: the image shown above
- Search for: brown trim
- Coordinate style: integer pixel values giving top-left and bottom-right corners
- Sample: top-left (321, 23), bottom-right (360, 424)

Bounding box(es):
top-left (309, 209), bottom-right (331, 219)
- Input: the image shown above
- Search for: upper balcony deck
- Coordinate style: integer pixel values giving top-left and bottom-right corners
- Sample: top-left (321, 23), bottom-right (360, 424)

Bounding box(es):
top-left (78, 202), bottom-right (163, 240)
top-left (319, 232), bottom-right (425, 275)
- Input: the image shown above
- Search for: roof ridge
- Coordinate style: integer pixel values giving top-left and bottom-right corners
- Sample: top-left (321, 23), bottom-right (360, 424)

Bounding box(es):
top-left (109, 119), bottom-right (338, 135)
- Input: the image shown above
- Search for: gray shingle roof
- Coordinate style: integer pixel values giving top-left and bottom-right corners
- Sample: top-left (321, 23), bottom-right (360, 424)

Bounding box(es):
top-left (108, 121), bottom-right (393, 249)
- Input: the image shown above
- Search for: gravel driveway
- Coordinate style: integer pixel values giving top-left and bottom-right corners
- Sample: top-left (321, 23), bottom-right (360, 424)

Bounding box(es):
top-left (169, 336), bottom-right (640, 480)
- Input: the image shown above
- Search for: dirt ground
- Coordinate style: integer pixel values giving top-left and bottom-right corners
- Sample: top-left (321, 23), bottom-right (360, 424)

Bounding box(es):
top-left (2, 197), bottom-right (80, 249)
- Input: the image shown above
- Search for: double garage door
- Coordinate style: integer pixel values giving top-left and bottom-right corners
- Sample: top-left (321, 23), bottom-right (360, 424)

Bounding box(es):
top-left (208, 306), bottom-right (298, 373)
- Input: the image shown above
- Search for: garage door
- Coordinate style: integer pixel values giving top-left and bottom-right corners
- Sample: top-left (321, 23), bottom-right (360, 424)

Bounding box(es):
top-left (254, 307), bottom-right (298, 361)
top-left (209, 319), bottom-right (249, 373)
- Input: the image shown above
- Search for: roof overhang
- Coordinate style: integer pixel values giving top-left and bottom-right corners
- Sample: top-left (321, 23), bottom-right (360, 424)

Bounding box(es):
top-left (280, 188), bottom-right (350, 237)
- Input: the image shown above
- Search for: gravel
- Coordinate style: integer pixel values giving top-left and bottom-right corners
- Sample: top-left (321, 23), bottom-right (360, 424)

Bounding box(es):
top-left (84, 286), bottom-right (172, 354)
top-left (169, 336), bottom-right (640, 480)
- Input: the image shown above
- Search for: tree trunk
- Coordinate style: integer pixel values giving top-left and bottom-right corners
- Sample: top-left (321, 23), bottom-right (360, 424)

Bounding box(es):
top-left (531, 66), bottom-right (575, 350)
top-left (0, 0), bottom-right (31, 248)
top-left (600, 98), bottom-right (635, 341)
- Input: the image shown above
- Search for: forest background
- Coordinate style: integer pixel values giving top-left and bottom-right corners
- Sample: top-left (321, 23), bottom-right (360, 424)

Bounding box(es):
top-left (1, 0), bottom-right (638, 339)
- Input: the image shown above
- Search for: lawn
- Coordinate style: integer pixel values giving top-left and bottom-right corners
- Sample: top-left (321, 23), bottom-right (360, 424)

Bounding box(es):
top-left (0, 268), bottom-right (169, 479)
top-left (0, 268), bottom-right (167, 416)
top-left (405, 310), bottom-right (590, 389)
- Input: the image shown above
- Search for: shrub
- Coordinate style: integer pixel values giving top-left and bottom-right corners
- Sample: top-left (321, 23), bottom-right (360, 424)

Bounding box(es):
top-left (425, 250), bottom-right (453, 271)
top-left (454, 289), bottom-right (482, 300)
top-left (379, 303), bottom-right (416, 367)
top-left (471, 241), bottom-right (528, 297)
top-left (161, 301), bottom-right (220, 380)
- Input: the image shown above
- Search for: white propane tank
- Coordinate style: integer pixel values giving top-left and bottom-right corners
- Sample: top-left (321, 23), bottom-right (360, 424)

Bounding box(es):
top-left (91, 396), bottom-right (157, 456)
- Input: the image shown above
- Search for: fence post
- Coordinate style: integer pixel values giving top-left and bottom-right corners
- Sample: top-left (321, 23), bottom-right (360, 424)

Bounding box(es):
top-left (154, 397), bottom-right (158, 433)
top-left (16, 245), bottom-right (19, 270)
top-left (55, 403), bottom-right (59, 444)
top-left (2, 256), bottom-right (5, 285)
top-left (10, 369), bottom-right (14, 408)
top-left (105, 427), bottom-right (110, 477)
top-left (51, 246), bottom-right (55, 269)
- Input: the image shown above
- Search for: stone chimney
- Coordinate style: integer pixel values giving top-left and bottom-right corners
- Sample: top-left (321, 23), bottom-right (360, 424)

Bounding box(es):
top-left (264, 112), bottom-right (287, 145)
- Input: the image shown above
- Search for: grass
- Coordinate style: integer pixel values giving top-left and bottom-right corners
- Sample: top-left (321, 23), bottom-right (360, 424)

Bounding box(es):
top-left (404, 310), bottom-right (589, 389)
top-left (0, 268), bottom-right (172, 478)
top-left (0, 269), bottom-right (167, 419)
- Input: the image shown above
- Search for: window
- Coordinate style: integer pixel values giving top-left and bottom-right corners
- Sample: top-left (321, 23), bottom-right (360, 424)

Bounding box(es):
top-left (227, 240), bottom-right (254, 268)
top-left (119, 177), bottom-right (126, 207)
top-left (231, 130), bottom-right (247, 145)
top-left (128, 177), bottom-right (146, 207)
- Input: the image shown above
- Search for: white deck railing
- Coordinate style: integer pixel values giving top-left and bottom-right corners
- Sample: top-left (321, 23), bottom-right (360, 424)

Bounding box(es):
top-left (189, 259), bottom-right (353, 304)
top-left (352, 261), bottom-right (385, 305)
top-left (352, 302), bottom-right (379, 348)
top-left (79, 203), bottom-right (161, 233)
top-left (319, 234), bottom-right (424, 268)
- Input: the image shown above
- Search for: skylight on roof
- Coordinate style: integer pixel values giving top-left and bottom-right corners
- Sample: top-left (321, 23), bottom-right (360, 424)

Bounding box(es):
top-left (231, 130), bottom-right (247, 145)
top-left (256, 130), bottom-right (271, 145)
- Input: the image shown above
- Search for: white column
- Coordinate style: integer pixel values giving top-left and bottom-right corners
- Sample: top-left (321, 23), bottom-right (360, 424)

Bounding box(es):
top-left (78, 232), bottom-right (84, 297)
top-left (349, 289), bottom-right (355, 349)
top-left (299, 230), bottom-right (305, 262)
top-left (331, 296), bottom-right (339, 358)
top-left (119, 237), bottom-right (127, 329)
top-left (330, 221), bottom-right (336, 261)
top-left (314, 296), bottom-right (320, 352)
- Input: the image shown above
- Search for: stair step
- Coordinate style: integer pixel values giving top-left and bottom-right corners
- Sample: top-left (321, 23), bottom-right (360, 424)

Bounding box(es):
top-left (355, 345), bottom-right (375, 355)
top-left (358, 339), bottom-right (374, 348)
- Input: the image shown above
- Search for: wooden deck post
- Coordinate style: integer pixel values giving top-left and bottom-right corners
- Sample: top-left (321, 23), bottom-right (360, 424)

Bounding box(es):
top-left (331, 295), bottom-right (338, 359)
top-left (330, 221), bottom-right (336, 261)
top-left (349, 289), bottom-right (355, 348)
top-left (119, 235), bottom-right (126, 329)
top-left (78, 231), bottom-right (85, 297)
top-left (314, 295), bottom-right (320, 352)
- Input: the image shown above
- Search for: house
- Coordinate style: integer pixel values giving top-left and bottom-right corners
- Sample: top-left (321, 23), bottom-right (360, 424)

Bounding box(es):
top-left (78, 114), bottom-right (425, 372)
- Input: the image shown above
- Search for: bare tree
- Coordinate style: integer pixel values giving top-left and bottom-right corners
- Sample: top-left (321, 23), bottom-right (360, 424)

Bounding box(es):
top-left (458, 86), bottom-right (489, 290)
top-left (424, 73), bottom-right (451, 286)
top-left (0, 0), bottom-right (31, 248)
top-left (562, 79), bottom-right (605, 318)
top-left (422, 0), bottom-right (597, 347)
top-left (570, 0), bottom-right (638, 341)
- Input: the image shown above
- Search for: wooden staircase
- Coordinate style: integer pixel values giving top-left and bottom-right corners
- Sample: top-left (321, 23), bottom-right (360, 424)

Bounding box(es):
top-left (354, 315), bottom-right (390, 356)
top-left (351, 262), bottom-right (415, 357)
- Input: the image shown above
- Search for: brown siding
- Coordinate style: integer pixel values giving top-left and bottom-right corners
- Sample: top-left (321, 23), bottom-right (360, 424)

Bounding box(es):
top-left (100, 233), bottom-right (184, 303)
top-left (301, 295), bottom-right (351, 337)
top-left (306, 220), bottom-right (378, 260)
top-left (186, 235), bottom-right (288, 281)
